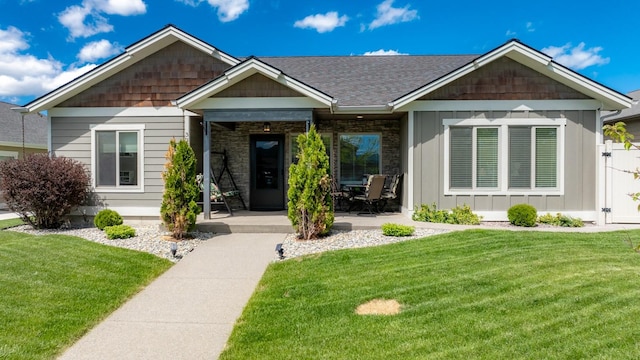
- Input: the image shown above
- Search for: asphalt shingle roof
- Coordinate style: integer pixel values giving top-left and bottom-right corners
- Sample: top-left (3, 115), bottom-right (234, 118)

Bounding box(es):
top-left (260, 54), bottom-right (479, 106)
top-left (603, 89), bottom-right (640, 122)
top-left (0, 101), bottom-right (47, 145)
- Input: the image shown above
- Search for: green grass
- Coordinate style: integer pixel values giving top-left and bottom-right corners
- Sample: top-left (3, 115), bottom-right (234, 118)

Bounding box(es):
top-left (0, 230), bottom-right (172, 359)
top-left (221, 229), bottom-right (640, 359)
top-left (0, 217), bottom-right (24, 230)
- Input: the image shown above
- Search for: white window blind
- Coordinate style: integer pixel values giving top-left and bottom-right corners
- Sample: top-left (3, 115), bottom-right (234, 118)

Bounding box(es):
top-left (449, 127), bottom-right (472, 188)
top-left (535, 128), bottom-right (557, 188)
top-left (476, 128), bottom-right (498, 188)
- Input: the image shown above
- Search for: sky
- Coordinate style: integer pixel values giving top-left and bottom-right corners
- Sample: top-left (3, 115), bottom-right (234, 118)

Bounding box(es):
top-left (1, 0), bottom-right (639, 106)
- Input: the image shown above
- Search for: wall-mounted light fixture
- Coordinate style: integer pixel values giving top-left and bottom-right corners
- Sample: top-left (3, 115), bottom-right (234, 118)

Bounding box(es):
top-left (356, 115), bottom-right (364, 119)
top-left (263, 122), bottom-right (271, 132)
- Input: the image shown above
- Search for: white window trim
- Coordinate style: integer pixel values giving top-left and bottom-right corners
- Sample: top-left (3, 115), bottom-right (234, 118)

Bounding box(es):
top-left (443, 118), bottom-right (565, 196)
top-left (338, 132), bottom-right (383, 185)
top-left (90, 124), bottom-right (145, 193)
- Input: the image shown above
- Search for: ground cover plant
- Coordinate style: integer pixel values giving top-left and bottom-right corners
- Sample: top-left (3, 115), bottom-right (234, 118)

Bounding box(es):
top-left (0, 230), bottom-right (172, 359)
top-left (221, 229), bottom-right (640, 359)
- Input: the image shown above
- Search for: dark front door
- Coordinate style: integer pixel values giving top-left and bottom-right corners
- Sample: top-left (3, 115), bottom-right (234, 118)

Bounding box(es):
top-left (250, 134), bottom-right (285, 210)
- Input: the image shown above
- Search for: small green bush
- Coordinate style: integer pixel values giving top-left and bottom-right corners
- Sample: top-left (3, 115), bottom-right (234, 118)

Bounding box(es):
top-left (537, 212), bottom-right (584, 227)
top-left (412, 203), bottom-right (481, 225)
top-left (104, 224), bottom-right (136, 239)
top-left (94, 209), bottom-right (123, 230)
top-left (507, 204), bottom-right (537, 227)
top-left (381, 223), bottom-right (415, 236)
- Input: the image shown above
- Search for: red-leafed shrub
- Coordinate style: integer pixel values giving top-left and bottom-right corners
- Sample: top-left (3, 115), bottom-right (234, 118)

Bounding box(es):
top-left (0, 153), bottom-right (90, 229)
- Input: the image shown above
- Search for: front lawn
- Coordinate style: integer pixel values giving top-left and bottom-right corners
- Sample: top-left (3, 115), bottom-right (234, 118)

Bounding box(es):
top-left (221, 229), bottom-right (640, 359)
top-left (0, 230), bottom-right (172, 359)
top-left (0, 217), bottom-right (23, 230)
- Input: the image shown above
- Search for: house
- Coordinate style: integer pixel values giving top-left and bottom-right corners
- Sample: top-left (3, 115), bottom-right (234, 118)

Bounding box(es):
top-left (0, 101), bottom-right (47, 160)
top-left (603, 89), bottom-right (640, 137)
top-left (18, 25), bottom-right (632, 222)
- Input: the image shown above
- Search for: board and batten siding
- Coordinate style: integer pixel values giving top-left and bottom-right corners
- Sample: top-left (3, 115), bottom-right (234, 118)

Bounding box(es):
top-left (412, 109), bottom-right (597, 216)
top-left (51, 114), bottom-right (185, 212)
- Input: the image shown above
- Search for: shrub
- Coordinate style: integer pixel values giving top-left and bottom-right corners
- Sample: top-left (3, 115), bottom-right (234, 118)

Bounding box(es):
top-left (160, 139), bottom-right (200, 240)
top-left (0, 153), bottom-right (89, 229)
top-left (94, 209), bottom-right (123, 230)
top-left (381, 223), bottom-right (415, 236)
top-left (412, 203), bottom-right (482, 225)
top-left (287, 125), bottom-right (334, 240)
top-left (538, 213), bottom-right (584, 227)
top-left (508, 204), bottom-right (537, 227)
top-left (104, 224), bottom-right (136, 239)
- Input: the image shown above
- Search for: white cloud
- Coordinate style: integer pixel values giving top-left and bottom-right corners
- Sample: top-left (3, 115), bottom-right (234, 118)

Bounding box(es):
top-left (364, 49), bottom-right (407, 56)
top-left (526, 21), bottom-right (535, 32)
top-left (175, 0), bottom-right (249, 22)
top-left (369, 0), bottom-right (418, 30)
top-left (294, 12), bottom-right (349, 33)
top-left (58, 0), bottom-right (147, 39)
top-left (505, 29), bottom-right (516, 37)
top-left (0, 26), bottom-right (96, 99)
top-left (542, 42), bottom-right (610, 70)
top-left (78, 39), bottom-right (122, 62)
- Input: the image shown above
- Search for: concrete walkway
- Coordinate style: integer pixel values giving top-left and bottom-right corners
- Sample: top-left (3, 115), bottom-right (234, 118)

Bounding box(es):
top-left (58, 233), bottom-right (285, 360)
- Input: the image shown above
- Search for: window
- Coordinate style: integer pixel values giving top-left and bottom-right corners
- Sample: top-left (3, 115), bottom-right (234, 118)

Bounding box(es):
top-left (339, 134), bottom-right (381, 185)
top-left (290, 133), bottom-right (332, 166)
top-left (444, 118), bottom-right (564, 194)
top-left (91, 124), bottom-right (144, 191)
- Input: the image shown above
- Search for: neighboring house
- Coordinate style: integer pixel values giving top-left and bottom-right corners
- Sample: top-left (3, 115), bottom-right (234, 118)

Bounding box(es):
top-left (603, 89), bottom-right (640, 137)
top-left (18, 25), bottom-right (632, 222)
top-left (0, 101), bottom-right (47, 160)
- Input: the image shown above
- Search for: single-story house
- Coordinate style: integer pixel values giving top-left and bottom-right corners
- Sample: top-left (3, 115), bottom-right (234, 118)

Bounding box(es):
top-left (18, 25), bottom-right (632, 222)
top-left (0, 101), bottom-right (47, 160)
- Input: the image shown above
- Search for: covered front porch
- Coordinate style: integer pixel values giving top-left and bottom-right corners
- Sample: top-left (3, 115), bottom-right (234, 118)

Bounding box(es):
top-left (195, 210), bottom-right (420, 234)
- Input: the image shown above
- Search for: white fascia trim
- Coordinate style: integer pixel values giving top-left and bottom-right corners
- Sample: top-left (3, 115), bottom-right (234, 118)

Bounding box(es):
top-left (77, 206), bottom-right (160, 217)
top-left (407, 111), bottom-right (415, 211)
top-left (403, 99), bottom-right (602, 112)
top-left (26, 54), bottom-right (132, 113)
top-left (191, 97), bottom-right (328, 110)
top-left (333, 104), bottom-right (393, 114)
top-left (443, 117), bottom-right (567, 127)
top-left (177, 62), bottom-right (333, 109)
top-left (49, 107), bottom-right (197, 117)
top-left (127, 27), bottom-right (239, 66)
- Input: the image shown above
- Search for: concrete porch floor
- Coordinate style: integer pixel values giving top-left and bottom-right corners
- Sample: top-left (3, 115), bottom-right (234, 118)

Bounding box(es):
top-left (196, 210), bottom-right (429, 233)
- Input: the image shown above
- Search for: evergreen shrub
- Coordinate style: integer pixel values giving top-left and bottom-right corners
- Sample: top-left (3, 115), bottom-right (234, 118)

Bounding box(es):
top-left (160, 139), bottom-right (200, 239)
top-left (94, 209), bottom-right (123, 230)
top-left (507, 204), bottom-right (537, 227)
top-left (104, 224), bottom-right (136, 239)
top-left (287, 125), bottom-right (334, 240)
top-left (381, 223), bottom-right (415, 236)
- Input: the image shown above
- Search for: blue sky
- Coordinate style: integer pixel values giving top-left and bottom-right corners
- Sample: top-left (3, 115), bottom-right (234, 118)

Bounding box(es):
top-left (1, 0), bottom-right (639, 106)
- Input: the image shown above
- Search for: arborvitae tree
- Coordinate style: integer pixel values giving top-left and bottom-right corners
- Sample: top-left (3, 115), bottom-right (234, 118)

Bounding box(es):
top-left (287, 125), bottom-right (334, 239)
top-left (160, 138), bottom-right (200, 239)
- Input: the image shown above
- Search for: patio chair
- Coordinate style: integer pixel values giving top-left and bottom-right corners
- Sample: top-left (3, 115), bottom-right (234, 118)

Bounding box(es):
top-left (349, 174), bottom-right (386, 215)
top-left (330, 178), bottom-right (350, 211)
top-left (379, 174), bottom-right (402, 212)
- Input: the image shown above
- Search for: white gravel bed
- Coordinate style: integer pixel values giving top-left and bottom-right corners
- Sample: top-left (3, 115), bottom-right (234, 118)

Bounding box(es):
top-left (9, 224), bottom-right (214, 262)
top-left (279, 228), bottom-right (450, 260)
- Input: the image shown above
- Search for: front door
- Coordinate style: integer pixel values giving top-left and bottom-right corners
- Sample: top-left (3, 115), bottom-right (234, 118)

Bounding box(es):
top-left (250, 134), bottom-right (285, 210)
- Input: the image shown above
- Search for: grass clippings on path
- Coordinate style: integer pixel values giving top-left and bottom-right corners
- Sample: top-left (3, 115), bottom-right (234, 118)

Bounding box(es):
top-left (221, 229), bottom-right (640, 360)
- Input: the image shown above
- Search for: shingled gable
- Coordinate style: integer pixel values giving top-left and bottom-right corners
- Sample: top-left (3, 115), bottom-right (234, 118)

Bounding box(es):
top-left (22, 25), bottom-right (240, 113)
top-left (391, 39), bottom-right (632, 111)
top-left (175, 56), bottom-right (334, 109)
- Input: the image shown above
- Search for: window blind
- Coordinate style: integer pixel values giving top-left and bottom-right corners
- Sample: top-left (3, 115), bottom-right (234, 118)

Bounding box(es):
top-left (535, 128), bottom-right (557, 188)
top-left (476, 128), bottom-right (498, 188)
top-left (450, 127), bottom-right (472, 188)
top-left (509, 127), bottom-right (531, 188)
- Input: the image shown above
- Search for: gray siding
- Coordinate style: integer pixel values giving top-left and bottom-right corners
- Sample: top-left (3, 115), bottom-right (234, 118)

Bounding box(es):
top-left (413, 110), bottom-right (597, 212)
top-left (51, 115), bottom-right (184, 209)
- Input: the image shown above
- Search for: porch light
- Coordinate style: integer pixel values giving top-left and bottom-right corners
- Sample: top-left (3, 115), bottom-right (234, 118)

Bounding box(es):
top-left (356, 115), bottom-right (364, 119)
top-left (263, 122), bottom-right (271, 132)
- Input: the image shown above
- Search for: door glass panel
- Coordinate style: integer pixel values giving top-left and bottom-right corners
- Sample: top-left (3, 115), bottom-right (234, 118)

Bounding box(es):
top-left (96, 131), bottom-right (116, 186)
top-left (256, 140), bottom-right (279, 189)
